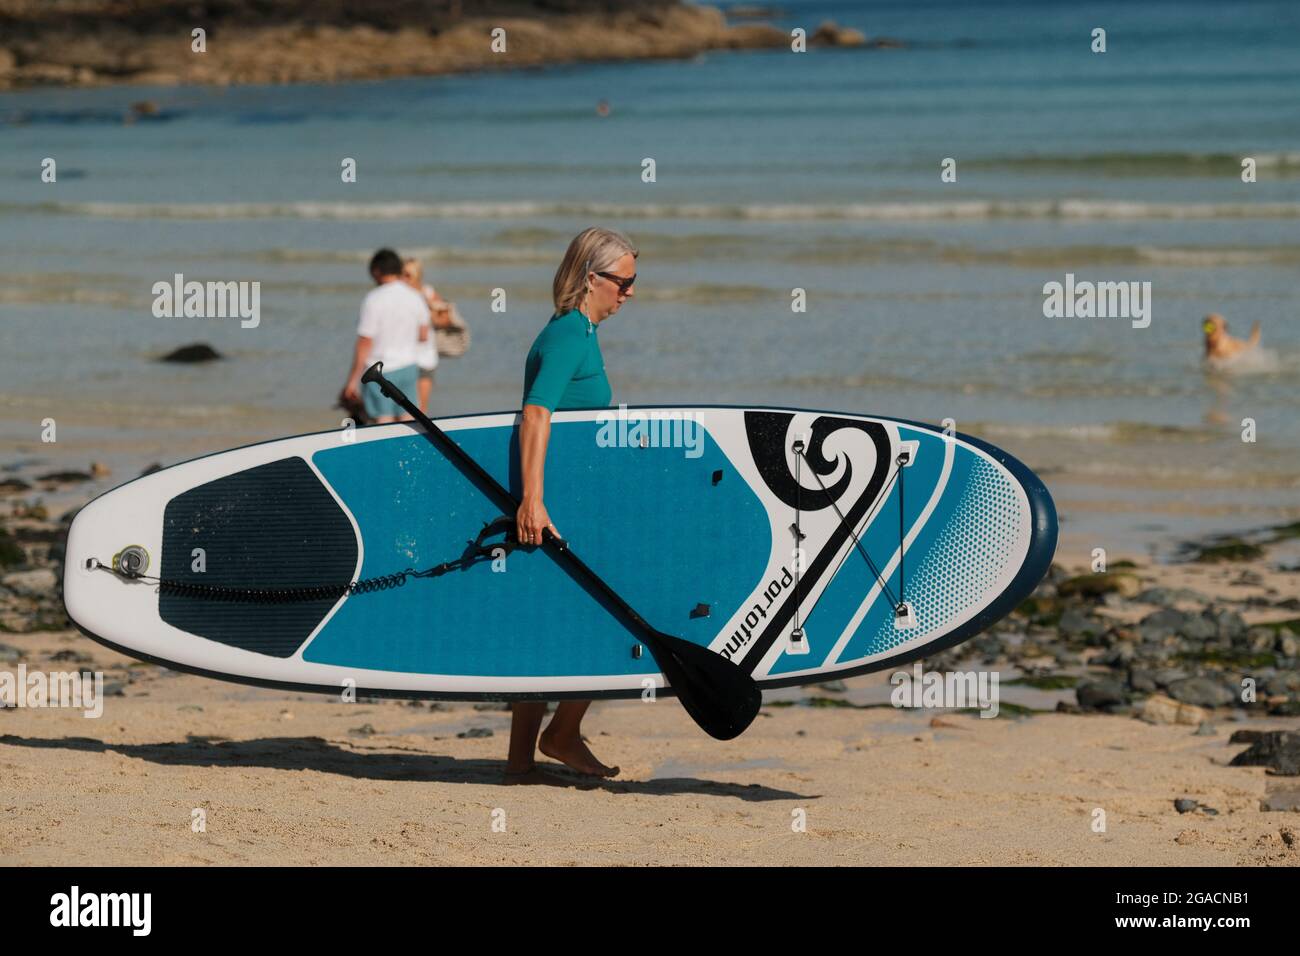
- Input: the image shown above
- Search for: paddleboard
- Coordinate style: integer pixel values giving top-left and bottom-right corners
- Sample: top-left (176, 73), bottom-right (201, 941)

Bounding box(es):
top-left (63, 406), bottom-right (1057, 700)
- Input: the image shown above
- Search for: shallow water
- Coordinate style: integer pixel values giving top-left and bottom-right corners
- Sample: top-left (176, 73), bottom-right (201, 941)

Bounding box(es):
top-left (1, 0), bottom-right (1297, 557)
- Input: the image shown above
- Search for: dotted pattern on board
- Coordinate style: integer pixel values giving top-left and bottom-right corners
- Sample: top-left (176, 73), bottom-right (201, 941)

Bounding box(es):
top-left (859, 457), bottom-right (1022, 658)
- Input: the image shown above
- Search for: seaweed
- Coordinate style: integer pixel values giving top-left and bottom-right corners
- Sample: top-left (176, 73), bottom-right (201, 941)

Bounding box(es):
top-left (1266, 521), bottom-right (1300, 543)
top-left (1013, 596), bottom-right (1062, 626)
top-left (1191, 539), bottom-right (1266, 563)
top-left (1250, 618), bottom-right (1300, 635)
top-left (1058, 572), bottom-right (1140, 599)
top-left (0, 526), bottom-right (24, 569)
top-left (1005, 674), bottom-right (1079, 690)
top-left (1173, 648), bottom-right (1277, 668)
top-left (957, 701), bottom-right (1040, 718)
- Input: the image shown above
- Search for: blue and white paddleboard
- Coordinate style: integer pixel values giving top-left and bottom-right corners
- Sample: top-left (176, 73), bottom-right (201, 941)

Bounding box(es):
top-left (63, 407), bottom-right (1057, 700)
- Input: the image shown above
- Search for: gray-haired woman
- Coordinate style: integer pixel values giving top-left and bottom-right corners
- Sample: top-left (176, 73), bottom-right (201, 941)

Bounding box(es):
top-left (506, 226), bottom-right (638, 783)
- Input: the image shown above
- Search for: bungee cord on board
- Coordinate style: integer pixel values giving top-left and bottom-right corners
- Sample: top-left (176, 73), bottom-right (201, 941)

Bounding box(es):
top-left (790, 443), bottom-right (910, 625)
top-left (86, 516), bottom-right (518, 604)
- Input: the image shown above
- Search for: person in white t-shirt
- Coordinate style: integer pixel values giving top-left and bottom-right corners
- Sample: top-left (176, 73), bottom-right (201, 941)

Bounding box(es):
top-left (401, 256), bottom-right (455, 414)
top-left (342, 249), bottom-right (430, 423)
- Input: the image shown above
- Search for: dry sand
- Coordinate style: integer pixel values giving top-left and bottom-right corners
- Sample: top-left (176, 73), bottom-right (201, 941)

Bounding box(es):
top-left (3, 558), bottom-right (1299, 867)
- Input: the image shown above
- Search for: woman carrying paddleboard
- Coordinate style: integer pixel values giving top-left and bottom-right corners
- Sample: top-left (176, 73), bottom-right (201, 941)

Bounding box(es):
top-left (507, 226), bottom-right (638, 782)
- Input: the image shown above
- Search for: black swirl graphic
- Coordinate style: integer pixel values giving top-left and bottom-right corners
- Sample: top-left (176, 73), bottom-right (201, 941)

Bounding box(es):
top-left (746, 411), bottom-right (879, 510)
top-left (738, 411), bottom-right (892, 672)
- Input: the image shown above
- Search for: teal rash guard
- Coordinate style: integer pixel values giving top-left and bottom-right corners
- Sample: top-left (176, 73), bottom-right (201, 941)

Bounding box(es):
top-left (521, 309), bottom-right (613, 411)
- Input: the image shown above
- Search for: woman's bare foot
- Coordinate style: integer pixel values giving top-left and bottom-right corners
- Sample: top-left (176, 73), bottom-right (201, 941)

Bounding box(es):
top-left (538, 729), bottom-right (619, 777)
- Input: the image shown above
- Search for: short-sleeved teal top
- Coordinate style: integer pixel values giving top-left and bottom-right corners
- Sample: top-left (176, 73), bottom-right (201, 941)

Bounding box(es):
top-left (521, 309), bottom-right (613, 411)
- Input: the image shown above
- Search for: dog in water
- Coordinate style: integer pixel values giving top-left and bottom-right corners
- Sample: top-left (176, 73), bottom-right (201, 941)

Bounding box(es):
top-left (1203, 313), bottom-right (1261, 362)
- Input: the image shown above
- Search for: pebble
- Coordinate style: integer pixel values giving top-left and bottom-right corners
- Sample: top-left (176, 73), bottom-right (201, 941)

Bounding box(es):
top-left (1207, 607), bottom-right (1248, 642)
top-left (1092, 644), bottom-right (1136, 667)
top-left (160, 343), bottom-right (222, 363)
top-left (1135, 586), bottom-right (1208, 606)
top-left (1076, 678), bottom-right (1129, 711)
top-left (1139, 608), bottom-right (1217, 643)
top-left (1128, 667), bottom-right (1158, 693)
top-left (1058, 607), bottom-right (1104, 639)
top-left (1137, 694), bottom-right (1207, 726)
top-left (1166, 676), bottom-right (1236, 709)
top-left (0, 568), bottom-right (58, 598)
top-left (1246, 627), bottom-right (1277, 652)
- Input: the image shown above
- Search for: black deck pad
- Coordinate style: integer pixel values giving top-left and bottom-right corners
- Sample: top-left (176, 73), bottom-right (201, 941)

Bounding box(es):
top-left (159, 456), bottom-right (358, 658)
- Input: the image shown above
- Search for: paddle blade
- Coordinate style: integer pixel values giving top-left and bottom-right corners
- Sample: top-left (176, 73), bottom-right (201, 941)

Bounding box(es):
top-left (652, 631), bottom-right (762, 740)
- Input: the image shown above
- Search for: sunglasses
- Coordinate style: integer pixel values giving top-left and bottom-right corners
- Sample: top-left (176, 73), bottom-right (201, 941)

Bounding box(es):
top-left (596, 271), bottom-right (637, 295)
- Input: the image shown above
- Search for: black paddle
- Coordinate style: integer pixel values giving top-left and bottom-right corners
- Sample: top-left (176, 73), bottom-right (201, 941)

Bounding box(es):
top-left (360, 361), bottom-right (762, 740)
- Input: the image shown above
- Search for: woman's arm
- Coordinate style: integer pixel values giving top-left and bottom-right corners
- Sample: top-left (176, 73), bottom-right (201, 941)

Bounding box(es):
top-left (517, 321), bottom-right (585, 544)
top-left (516, 403), bottom-right (560, 545)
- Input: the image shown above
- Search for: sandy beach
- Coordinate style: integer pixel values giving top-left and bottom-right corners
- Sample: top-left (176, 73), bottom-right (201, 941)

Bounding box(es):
top-left (3, 543), bottom-right (1298, 866)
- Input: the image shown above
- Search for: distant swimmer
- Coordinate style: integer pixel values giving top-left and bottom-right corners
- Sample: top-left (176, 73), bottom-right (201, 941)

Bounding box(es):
top-left (1202, 313), bottom-right (1260, 362)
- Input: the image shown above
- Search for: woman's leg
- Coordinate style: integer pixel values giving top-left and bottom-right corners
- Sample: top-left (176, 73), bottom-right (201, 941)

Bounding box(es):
top-left (506, 702), bottom-right (548, 774)
top-left (539, 700), bottom-right (619, 777)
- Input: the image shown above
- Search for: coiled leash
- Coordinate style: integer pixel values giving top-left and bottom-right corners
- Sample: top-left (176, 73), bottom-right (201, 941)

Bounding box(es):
top-left (88, 515), bottom-right (519, 604)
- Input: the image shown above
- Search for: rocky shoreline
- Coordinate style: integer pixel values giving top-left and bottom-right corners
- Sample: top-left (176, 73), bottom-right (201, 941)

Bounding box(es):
top-left (0, 1), bottom-right (874, 92)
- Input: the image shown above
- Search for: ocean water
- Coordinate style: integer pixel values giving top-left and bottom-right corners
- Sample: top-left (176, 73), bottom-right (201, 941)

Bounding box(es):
top-left (1, 0), bottom-right (1297, 557)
